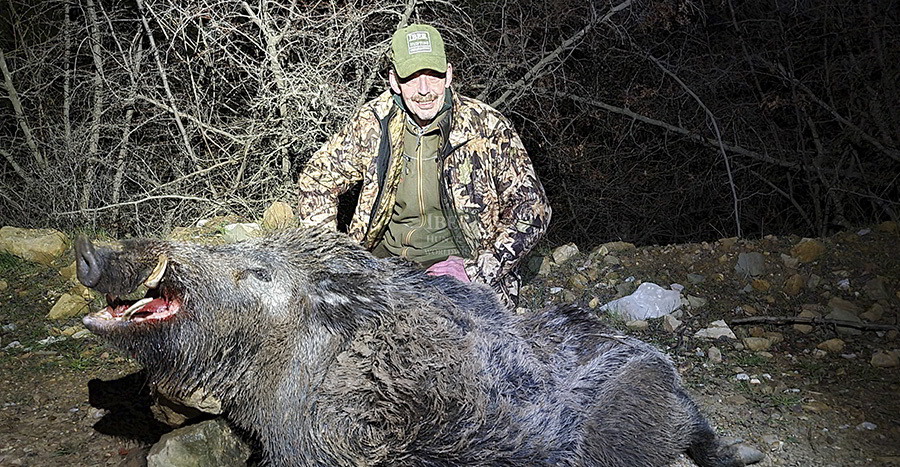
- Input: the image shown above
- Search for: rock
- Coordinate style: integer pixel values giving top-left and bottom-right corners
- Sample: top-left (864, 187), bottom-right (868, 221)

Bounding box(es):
top-left (824, 307), bottom-right (863, 336)
top-left (794, 308), bottom-right (822, 334)
top-left (625, 320), bottom-right (649, 331)
top-left (537, 256), bottom-right (553, 276)
top-left (827, 297), bottom-right (862, 316)
top-left (817, 338), bottom-right (845, 353)
top-left (0, 279), bottom-right (7, 291)
top-left (707, 346), bottom-right (722, 364)
top-left (780, 253), bottom-right (799, 269)
top-left (875, 221), bottom-right (898, 233)
top-left (46, 293), bottom-right (90, 320)
top-left (72, 329), bottom-right (93, 339)
top-left (602, 255), bottom-right (620, 266)
top-left (871, 351), bottom-right (899, 368)
top-left (807, 274), bottom-right (822, 289)
top-left (741, 304), bottom-right (759, 316)
top-left (784, 274), bottom-right (805, 296)
top-left (595, 241), bottom-right (635, 254)
top-left (686, 295), bottom-right (707, 309)
top-left (663, 314), bottom-right (682, 333)
top-left (764, 332), bottom-right (784, 345)
top-left (146, 418), bottom-right (251, 467)
top-left (568, 273), bottom-right (590, 291)
top-left (802, 401), bottom-right (830, 413)
top-left (719, 237), bottom-right (738, 248)
top-left (743, 337), bottom-right (772, 351)
top-left (598, 282), bottom-right (681, 320)
top-left (735, 252), bottom-right (765, 278)
top-left (864, 276), bottom-right (889, 301)
top-left (551, 243), bottom-right (579, 265)
top-left (59, 261), bottom-right (77, 282)
top-left (790, 238), bottom-right (825, 263)
top-left (694, 320), bottom-right (736, 340)
top-left (735, 444), bottom-right (766, 465)
top-left (760, 434), bottom-right (783, 452)
top-left (0, 226), bottom-right (68, 265)
top-left (588, 297), bottom-right (601, 309)
top-left (751, 279), bottom-right (771, 292)
top-left (748, 326), bottom-right (765, 337)
top-left (262, 201), bottom-right (294, 230)
top-left (222, 223), bottom-right (261, 243)
top-left (686, 273), bottom-right (706, 284)
top-left (861, 303), bottom-right (885, 322)
top-left (856, 421), bottom-right (877, 431)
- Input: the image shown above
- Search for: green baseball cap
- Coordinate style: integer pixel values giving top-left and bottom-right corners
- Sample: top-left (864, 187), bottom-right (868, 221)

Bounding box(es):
top-left (391, 24), bottom-right (447, 79)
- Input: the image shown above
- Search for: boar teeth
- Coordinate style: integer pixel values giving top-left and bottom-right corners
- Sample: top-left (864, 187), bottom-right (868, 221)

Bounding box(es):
top-left (144, 254), bottom-right (168, 288)
top-left (122, 297), bottom-right (154, 320)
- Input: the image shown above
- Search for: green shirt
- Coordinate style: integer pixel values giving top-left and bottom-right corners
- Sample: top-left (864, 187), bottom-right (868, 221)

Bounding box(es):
top-left (375, 100), bottom-right (460, 267)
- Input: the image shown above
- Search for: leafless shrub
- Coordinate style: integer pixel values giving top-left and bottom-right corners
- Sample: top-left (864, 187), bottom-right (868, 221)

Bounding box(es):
top-left (1, 0), bottom-right (897, 246)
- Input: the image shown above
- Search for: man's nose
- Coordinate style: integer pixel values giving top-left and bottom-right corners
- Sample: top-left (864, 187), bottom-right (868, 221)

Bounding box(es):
top-left (417, 76), bottom-right (429, 94)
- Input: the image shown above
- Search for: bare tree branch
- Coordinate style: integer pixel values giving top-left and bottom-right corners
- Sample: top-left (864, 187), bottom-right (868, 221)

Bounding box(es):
top-left (487, 0), bottom-right (634, 108)
top-left (0, 49), bottom-right (46, 170)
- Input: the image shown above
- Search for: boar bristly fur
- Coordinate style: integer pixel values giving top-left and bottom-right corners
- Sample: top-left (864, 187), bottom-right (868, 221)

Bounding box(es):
top-left (78, 227), bottom-right (746, 467)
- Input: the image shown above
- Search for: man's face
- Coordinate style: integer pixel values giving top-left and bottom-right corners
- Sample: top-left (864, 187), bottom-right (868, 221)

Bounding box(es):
top-left (390, 64), bottom-right (453, 127)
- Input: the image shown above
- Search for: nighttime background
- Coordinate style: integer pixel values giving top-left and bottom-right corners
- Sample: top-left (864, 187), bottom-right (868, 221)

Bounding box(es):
top-left (0, 0), bottom-right (897, 247)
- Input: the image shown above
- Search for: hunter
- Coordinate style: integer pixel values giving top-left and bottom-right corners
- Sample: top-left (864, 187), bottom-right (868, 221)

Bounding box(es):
top-left (296, 23), bottom-right (550, 306)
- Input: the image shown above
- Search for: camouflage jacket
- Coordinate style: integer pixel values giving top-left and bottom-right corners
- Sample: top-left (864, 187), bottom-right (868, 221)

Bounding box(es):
top-left (296, 89), bottom-right (551, 301)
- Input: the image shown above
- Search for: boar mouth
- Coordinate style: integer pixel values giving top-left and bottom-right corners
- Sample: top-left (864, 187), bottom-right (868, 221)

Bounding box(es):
top-left (84, 254), bottom-right (182, 331)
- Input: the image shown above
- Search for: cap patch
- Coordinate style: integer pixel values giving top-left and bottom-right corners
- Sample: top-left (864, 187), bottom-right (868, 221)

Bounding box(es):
top-left (406, 31), bottom-right (433, 55)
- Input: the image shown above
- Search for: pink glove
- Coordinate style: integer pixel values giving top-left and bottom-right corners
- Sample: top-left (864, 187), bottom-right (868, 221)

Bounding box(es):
top-left (425, 256), bottom-right (470, 282)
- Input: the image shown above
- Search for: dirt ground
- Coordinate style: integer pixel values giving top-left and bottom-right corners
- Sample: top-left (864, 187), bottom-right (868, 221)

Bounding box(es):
top-left (1, 225), bottom-right (898, 466)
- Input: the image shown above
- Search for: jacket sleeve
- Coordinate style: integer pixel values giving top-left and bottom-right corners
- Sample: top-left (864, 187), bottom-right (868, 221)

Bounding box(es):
top-left (295, 106), bottom-right (375, 230)
top-left (464, 119), bottom-right (551, 286)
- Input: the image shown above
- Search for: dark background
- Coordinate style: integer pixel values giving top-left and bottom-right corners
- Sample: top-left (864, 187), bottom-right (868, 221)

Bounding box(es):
top-left (1, 0), bottom-right (897, 248)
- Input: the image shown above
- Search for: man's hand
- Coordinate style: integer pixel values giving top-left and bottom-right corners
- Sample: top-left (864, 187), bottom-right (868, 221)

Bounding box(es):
top-left (425, 256), bottom-right (470, 282)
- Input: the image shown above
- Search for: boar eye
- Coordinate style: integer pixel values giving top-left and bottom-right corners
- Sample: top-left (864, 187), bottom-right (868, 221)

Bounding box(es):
top-left (238, 268), bottom-right (271, 282)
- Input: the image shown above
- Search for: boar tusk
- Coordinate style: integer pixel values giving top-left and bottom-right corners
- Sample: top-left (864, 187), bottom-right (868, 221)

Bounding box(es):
top-left (144, 254), bottom-right (168, 288)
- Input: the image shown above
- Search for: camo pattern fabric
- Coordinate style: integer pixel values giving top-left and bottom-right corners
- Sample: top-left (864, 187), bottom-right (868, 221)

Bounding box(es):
top-left (296, 89), bottom-right (551, 305)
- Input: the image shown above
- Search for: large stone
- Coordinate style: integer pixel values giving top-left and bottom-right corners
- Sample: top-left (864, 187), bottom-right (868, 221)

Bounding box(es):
top-left (751, 279), bottom-right (771, 292)
top-left (827, 297), bottom-right (862, 316)
top-left (551, 243), bottom-right (579, 265)
top-left (46, 293), bottom-right (90, 320)
top-left (59, 261), bottom-right (77, 282)
top-left (871, 351), bottom-right (899, 368)
top-left (864, 276), bottom-right (889, 301)
top-left (824, 307), bottom-right (863, 336)
top-left (597, 241), bottom-right (635, 253)
top-left (222, 223), bottom-right (261, 243)
top-left (784, 274), bottom-right (805, 296)
top-left (793, 308), bottom-right (822, 334)
top-left (780, 253), bottom-right (799, 269)
top-left (0, 226), bottom-right (68, 265)
top-left (262, 202), bottom-right (294, 230)
top-left (790, 239), bottom-right (825, 263)
top-left (817, 338), bottom-right (845, 353)
top-left (663, 314), bottom-right (682, 333)
top-left (568, 273), bottom-right (590, 292)
top-left (735, 252), bottom-right (765, 278)
top-left (861, 303), bottom-right (885, 322)
top-left (694, 320), bottom-right (736, 340)
top-left (147, 418), bottom-right (251, 467)
top-left (743, 337), bottom-right (772, 352)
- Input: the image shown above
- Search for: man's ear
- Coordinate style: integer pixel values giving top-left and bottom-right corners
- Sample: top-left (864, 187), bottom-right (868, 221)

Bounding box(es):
top-left (389, 68), bottom-right (401, 94)
top-left (445, 63), bottom-right (453, 88)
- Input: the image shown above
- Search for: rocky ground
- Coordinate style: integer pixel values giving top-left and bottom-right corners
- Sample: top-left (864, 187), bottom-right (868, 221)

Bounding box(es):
top-left (1, 221), bottom-right (898, 466)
